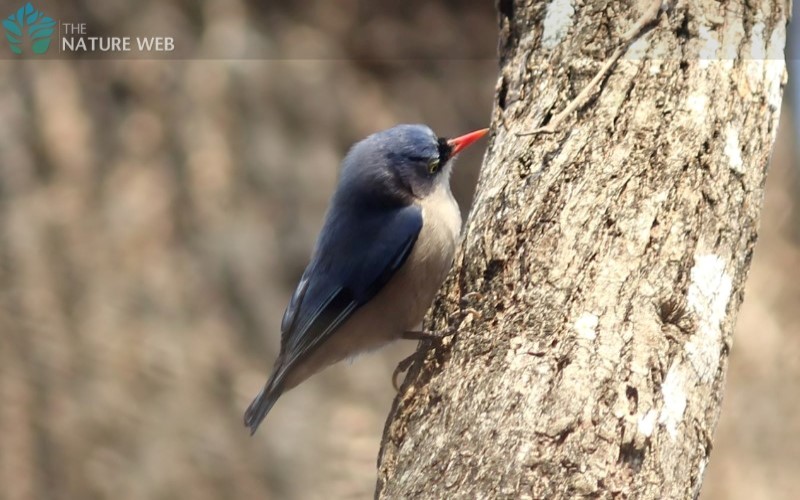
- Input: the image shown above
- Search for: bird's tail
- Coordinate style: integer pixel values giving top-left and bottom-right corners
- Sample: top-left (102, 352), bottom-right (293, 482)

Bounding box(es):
top-left (243, 370), bottom-right (284, 435)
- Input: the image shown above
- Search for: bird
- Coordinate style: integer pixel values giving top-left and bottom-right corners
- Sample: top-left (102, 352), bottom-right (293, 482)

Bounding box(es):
top-left (244, 124), bottom-right (489, 434)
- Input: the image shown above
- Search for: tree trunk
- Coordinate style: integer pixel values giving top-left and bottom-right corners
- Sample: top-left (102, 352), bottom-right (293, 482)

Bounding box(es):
top-left (376, 0), bottom-right (789, 498)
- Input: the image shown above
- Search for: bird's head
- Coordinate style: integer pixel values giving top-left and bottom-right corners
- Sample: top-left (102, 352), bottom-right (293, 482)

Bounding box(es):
top-left (337, 124), bottom-right (489, 206)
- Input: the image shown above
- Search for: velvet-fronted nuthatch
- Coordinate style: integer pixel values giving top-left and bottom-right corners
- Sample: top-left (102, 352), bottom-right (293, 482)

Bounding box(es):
top-left (244, 124), bottom-right (489, 434)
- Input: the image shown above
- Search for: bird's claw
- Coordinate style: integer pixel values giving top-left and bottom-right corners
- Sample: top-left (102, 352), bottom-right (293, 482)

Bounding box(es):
top-left (392, 353), bottom-right (418, 391)
top-left (400, 328), bottom-right (457, 342)
top-left (393, 328), bottom-right (457, 390)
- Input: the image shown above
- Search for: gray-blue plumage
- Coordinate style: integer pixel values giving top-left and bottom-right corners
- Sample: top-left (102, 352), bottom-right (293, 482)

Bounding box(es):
top-left (244, 124), bottom-right (487, 434)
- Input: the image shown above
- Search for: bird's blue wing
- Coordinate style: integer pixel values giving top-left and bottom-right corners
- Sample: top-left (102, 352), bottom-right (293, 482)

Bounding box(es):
top-left (244, 203), bottom-right (422, 433)
top-left (278, 204), bottom-right (423, 373)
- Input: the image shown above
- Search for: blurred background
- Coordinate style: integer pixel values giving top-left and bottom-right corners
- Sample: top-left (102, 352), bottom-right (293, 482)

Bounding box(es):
top-left (0, 1), bottom-right (796, 499)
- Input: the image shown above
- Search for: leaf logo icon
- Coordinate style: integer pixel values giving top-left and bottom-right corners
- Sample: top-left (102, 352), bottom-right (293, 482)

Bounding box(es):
top-left (3, 3), bottom-right (56, 55)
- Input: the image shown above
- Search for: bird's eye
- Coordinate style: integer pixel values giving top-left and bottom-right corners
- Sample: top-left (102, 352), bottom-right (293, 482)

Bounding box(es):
top-left (428, 158), bottom-right (441, 174)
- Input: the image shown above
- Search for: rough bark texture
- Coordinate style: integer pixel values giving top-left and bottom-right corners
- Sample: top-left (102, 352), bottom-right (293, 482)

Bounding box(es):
top-left (377, 0), bottom-right (789, 498)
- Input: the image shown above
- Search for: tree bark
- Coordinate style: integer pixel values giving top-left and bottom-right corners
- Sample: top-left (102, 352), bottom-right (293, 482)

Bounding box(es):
top-left (376, 0), bottom-right (789, 498)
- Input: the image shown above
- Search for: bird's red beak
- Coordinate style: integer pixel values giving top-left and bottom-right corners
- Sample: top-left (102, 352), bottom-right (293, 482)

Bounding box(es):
top-left (447, 128), bottom-right (489, 155)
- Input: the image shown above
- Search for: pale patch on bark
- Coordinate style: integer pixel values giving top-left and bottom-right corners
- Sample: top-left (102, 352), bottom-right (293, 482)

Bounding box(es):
top-left (720, 17), bottom-right (744, 69)
top-left (742, 19), bottom-right (787, 116)
top-left (638, 409), bottom-right (659, 437)
top-left (541, 0), bottom-right (575, 49)
top-left (573, 313), bottom-right (598, 340)
top-left (765, 28), bottom-right (787, 112)
top-left (685, 92), bottom-right (708, 120)
top-left (724, 127), bottom-right (744, 173)
top-left (627, 37), bottom-right (650, 59)
top-left (697, 25), bottom-right (721, 68)
top-left (685, 254), bottom-right (732, 382)
top-left (659, 362), bottom-right (687, 440)
top-left (750, 22), bottom-right (767, 59)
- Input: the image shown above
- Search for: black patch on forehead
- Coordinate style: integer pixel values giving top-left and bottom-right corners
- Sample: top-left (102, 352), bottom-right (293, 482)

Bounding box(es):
top-left (437, 138), bottom-right (453, 164)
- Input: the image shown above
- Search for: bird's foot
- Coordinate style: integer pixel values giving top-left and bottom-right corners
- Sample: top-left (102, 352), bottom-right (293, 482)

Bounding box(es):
top-left (393, 328), bottom-right (457, 390)
top-left (392, 353), bottom-right (417, 391)
top-left (400, 328), bottom-right (457, 342)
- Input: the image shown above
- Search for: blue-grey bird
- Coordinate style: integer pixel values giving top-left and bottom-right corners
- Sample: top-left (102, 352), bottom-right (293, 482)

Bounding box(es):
top-left (244, 124), bottom-right (489, 434)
